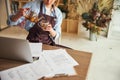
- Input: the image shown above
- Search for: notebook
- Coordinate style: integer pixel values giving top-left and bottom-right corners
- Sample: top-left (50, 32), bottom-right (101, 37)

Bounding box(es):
top-left (0, 37), bottom-right (42, 62)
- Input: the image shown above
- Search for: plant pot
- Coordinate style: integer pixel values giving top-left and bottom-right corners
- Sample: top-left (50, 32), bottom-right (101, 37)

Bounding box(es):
top-left (89, 31), bottom-right (97, 41)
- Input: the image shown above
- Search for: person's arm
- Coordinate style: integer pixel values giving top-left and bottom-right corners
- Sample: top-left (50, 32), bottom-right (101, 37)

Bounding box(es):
top-left (43, 8), bottom-right (63, 40)
top-left (50, 8), bottom-right (63, 40)
top-left (53, 8), bottom-right (63, 40)
top-left (41, 7), bottom-right (62, 40)
top-left (7, 2), bottom-right (33, 26)
top-left (10, 8), bottom-right (30, 22)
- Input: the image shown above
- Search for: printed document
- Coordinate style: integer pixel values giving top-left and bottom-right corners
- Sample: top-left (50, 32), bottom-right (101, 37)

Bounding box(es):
top-left (0, 64), bottom-right (37, 80)
top-left (0, 49), bottom-right (79, 80)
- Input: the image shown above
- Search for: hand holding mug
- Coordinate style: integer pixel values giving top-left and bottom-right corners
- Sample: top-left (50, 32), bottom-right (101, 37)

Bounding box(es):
top-left (38, 20), bottom-right (49, 30)
top-left (38, 20), bottom-right (53, 31)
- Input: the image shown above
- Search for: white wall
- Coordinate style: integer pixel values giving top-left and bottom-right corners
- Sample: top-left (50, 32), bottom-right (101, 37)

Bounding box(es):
top-left (0, 0), bottom-right (8, 30)
top-left (107, 0), bottom-right (120, 39)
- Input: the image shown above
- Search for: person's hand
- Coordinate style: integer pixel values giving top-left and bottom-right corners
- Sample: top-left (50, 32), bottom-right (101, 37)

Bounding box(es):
top-left (42, 24), bottom-right (53, 32)
top-left (11, 8), bottom-right (30, 22)
top-left (42, 24), bottom-right (57, 37)
top-left (17, 8), bottom-right (30, 17)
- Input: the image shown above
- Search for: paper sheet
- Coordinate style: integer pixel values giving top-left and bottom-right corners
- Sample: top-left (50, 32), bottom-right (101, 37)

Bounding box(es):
top-left (0, 64), bottom-right (37, 80)
top-left (29, 42), bottom-right (42, 57)
top-left (42, 49), bottom-right (79, 68)
top-left (29, 57), bottom-right (53, 79)
top-left (0, 49), bottom-right (79, 80)
top-left (41, 49), bottom-right (79, 76)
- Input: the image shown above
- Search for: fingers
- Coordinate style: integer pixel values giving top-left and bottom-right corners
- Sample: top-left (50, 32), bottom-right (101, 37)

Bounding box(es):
top-left (18, 8), bottom-right (30, 16)
top-left (19, 8), bottom-right (30, 12)
top-left (46, 24), bottom-right (52, 29)
top-left (42, 24), bottom-right (52, 31)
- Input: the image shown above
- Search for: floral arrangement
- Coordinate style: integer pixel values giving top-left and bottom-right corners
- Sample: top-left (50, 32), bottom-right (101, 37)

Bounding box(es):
top-left (82, 2), bottom-right (111, 35)
top-left (82, 21), bottom-right (102, 34)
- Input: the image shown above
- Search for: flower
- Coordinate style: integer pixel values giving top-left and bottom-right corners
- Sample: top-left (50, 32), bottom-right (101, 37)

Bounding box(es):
top-left (81, 2), bottom-right (111, 35)
top-left (82, 21), bottom-right (102, 35)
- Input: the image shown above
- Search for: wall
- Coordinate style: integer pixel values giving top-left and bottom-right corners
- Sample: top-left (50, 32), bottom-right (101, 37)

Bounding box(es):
top-left (0, 0), bottom-right (8, 30)
top-left (107, 0), bottom-right (120, 39)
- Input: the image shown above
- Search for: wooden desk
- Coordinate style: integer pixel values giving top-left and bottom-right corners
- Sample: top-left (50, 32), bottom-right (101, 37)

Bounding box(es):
top-left (0, 45), bottom-right (92, 80)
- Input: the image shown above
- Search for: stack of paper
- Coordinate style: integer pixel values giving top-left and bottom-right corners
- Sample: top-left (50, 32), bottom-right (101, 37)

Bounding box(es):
top-left (0, 49), bottom-right (79, 80)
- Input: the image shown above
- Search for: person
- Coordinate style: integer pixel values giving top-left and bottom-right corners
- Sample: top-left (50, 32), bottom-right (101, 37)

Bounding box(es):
top-left (8, 0), bottom-right (62, 46)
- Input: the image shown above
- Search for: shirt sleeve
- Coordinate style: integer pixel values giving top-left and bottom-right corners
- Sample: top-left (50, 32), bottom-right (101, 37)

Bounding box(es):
top-left (53, 8), bottom-right (63, 41)
top-left (7, 2), bottom-right (33, 26)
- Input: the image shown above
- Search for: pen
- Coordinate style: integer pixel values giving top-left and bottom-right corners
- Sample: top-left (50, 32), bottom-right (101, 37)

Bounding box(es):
top-left (53, 73), bottom-right (68, 78)
top-left (39, 76), bottom-right (45, 80)
top-left (39, 74), bottom-right (68, 80)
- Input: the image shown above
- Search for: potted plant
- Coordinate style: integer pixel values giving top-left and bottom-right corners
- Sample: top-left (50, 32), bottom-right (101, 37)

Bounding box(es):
top-left (82, 2), bottom-right (111, 41)
top-left (58, 0), bottom-right (68, 19)
top-left (82, 21), bottom-right (101, 41)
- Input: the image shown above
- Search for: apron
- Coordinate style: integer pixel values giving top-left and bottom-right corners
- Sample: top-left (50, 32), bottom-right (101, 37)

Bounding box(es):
top-left (27, 1), bottom-right (56, 45)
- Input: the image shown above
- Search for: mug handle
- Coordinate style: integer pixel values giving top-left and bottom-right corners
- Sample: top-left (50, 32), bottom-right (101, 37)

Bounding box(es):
top-left (37, 21), bottom-right (41, 27)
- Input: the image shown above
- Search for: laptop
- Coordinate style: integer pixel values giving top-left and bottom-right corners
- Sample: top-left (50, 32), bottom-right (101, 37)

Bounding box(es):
top-left (0, 37), bottom-right (35, 62)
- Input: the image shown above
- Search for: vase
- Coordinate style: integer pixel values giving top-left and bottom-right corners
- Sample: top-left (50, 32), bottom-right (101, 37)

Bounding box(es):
top-left (89, 31), bottom-right (97, 41)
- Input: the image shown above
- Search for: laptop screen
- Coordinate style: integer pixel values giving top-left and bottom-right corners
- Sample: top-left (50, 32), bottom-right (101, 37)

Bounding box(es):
top-left (0, 37), bottom-right (33, 62)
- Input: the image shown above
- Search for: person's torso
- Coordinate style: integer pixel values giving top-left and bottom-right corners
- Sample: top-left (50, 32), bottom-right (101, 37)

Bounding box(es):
top-left (26, 1), bottom-right (56, 45)
top-left (23, 0), bottom-right (58, 30)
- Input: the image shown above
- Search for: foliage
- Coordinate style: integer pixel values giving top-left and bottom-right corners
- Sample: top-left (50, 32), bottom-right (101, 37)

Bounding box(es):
top-left (58, 5), bottom-right (68, 13)
top-left (63, 0), bottom-right (67, 5)
top-left (82, 2), bottom-right (111, 34)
